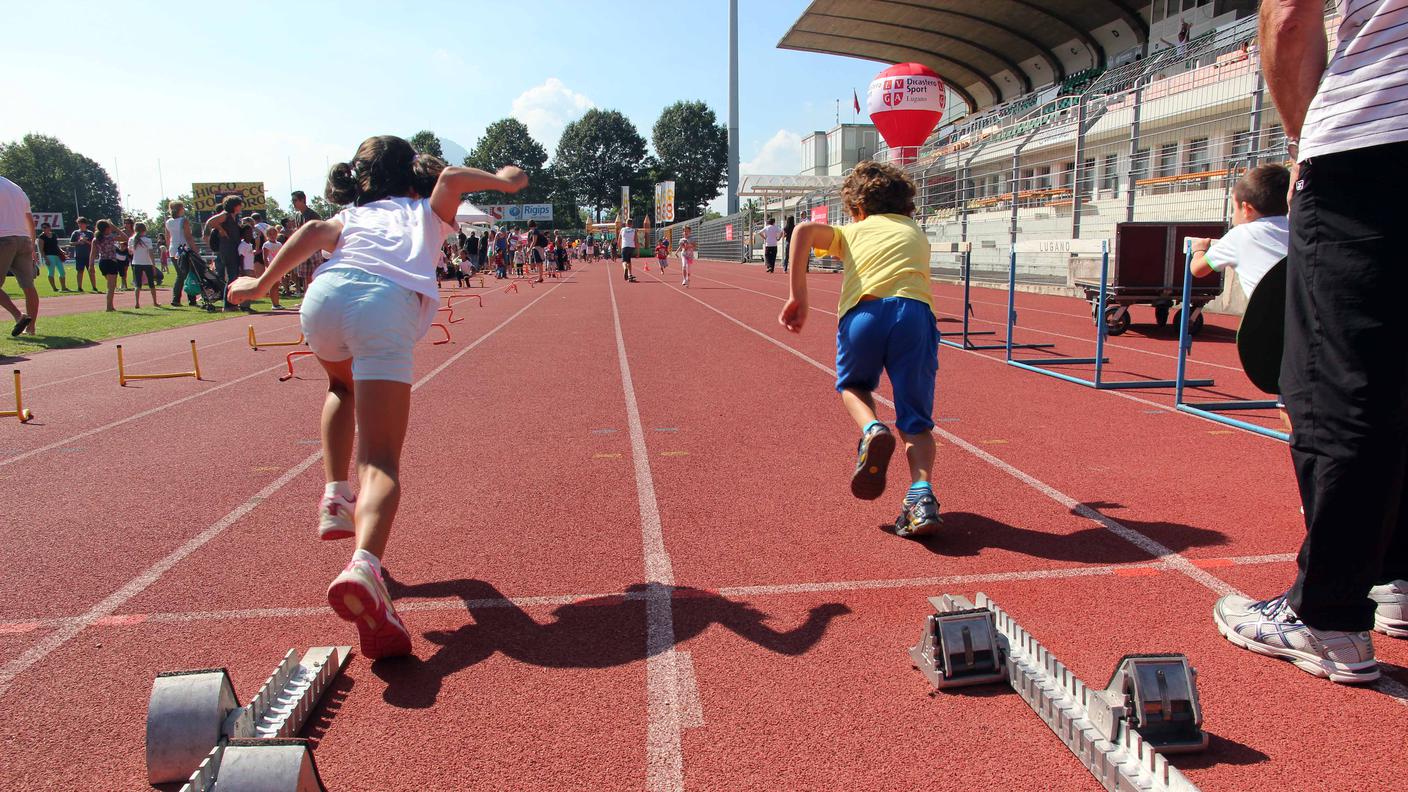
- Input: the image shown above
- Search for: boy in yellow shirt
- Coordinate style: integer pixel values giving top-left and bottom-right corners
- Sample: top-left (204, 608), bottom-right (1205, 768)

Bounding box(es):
top-left (780, 161), bottom-right (940, 537)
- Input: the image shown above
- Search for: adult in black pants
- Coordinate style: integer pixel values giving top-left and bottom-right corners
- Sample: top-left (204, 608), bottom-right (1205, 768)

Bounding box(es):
top-left (203, 195), bottom-right (245, 311)
top-left (782, 215), bottom-right (796, 274)
top-left (1213, 0), bottom-right (1408, 684)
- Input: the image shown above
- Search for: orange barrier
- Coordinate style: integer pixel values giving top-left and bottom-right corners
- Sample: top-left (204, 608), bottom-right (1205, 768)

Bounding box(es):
top-left (279, 350), bottom-right (318, 382)
top-left (248, 324), bottom-right (305, 350)
top-left (2, 369), bottom-right (33, 423)
top-left (118, 340), bottom-right (202, 386)
top-left (452, 293), bottom-right (483, 309)
top-left (503, 283), bottom-right (519, 294)
top-left (430, 323), bottom-right (451, 345)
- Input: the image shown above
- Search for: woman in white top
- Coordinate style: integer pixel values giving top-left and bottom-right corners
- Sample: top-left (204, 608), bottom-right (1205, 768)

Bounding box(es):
top-left (228, 134), bottom-right (526, 660)
top-left (260, 232), bottom-right (285, 309)
top-left (129, 222), bottom-right (160, 308)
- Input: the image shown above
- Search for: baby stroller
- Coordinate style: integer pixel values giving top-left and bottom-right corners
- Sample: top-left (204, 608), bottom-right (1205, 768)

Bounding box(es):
top-left (180, 248), bottom-right (224, 311)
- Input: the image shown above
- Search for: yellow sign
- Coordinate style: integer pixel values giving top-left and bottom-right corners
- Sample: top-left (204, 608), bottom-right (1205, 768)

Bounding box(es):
top-left (192, 182), bottom-right (267, 213)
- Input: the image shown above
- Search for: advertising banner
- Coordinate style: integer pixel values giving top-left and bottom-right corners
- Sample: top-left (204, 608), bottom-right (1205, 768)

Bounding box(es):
top-left (724, 224), bottom-right (733, 241)
top-left (654, 181), bottom-right (675, 224)
top-left (810, 205), bottom-right (829, 224)
top-left (33, 212), bottom-right (63, 230)
top-left (192, 182), bottom-right (267, 212)
top-left (522, 204), bottom-right (554, 221)
top-left (620, 186), bottom-right (630, 222)
top-left (503, 204), bottom-right (524, 222)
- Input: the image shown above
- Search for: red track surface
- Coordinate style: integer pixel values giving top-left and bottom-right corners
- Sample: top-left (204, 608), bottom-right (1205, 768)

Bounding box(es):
top-left (0, 261), bottom-right (1404, 791)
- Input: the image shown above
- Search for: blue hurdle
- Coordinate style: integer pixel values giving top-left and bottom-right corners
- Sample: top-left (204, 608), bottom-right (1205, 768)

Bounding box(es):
top-left (1005, 238), bottom-right (1214, 391)
top-left (1174, 238), bottom-right (1289, 441)
top-left (937, 241), bottom-right (1054, 352)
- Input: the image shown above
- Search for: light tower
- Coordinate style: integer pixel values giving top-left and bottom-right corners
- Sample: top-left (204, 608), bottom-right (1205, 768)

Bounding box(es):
top-left (727, 0), bottom-right (739, 214)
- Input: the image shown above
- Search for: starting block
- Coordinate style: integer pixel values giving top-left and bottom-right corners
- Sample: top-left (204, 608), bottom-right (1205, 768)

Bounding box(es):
top-left (248, 325), bottom-right (306, 350)
top-left (146, 645), bottom-right (350, 789)
top-left (2, 369), bottom-right (33, 422)
top-left (910, 594), bottom-right (1206, 791)
top-left (279, 351), bottom-right (318, 382)
top-left (118, 340), bottom-right (202, 386)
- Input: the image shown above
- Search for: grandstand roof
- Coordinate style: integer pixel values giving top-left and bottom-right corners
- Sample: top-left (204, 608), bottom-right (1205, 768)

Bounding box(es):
top-left (738, 174), bottom-right (845, 198)
top-left (778, 0), bottom-right (1148, 112)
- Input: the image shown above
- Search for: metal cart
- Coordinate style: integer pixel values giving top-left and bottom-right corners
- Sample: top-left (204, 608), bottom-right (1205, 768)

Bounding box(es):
top-left (1075, 221), bottom-right (1226, 336)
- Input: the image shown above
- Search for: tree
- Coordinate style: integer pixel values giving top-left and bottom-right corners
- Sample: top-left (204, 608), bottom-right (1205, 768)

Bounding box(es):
top-left (554, 109), bottom-right (647, 222)
top-left (0, 133), bottom-right (120, 224)
top-left (309, 195), bottom-right (344, 220)
top-left (463, 118), bottom-right (551, 204)
top-left (652, 101), bottom-right (728, 221)
top-left (409, 130), bottom-right (443, 159)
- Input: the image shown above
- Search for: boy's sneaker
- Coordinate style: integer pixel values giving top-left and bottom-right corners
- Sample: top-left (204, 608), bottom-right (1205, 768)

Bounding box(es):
top-left (895, 491), bottom-right (942, 538)
top-left (1370, 580), bottom-right (1408, 638)
top-left (327, 560), bottom-right (412, 659)
top-left (1213, 593), bottom-right (1379, 684)
top-left (318, 492), bottom-right (356, 540)
top-left (850, 423), bottom-right (895, 500)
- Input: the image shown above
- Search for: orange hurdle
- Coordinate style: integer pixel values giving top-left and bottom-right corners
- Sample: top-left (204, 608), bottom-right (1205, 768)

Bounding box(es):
top-left (2, 369), bottom-right (34, 423)
top-left (279, 351), bottom-right (318, 382)
top-left (117, 340), bottom-right (202, 386)
top-left (503, 282), bottom-right (519, 294)
top-left (248, 324), bottom-right (305, 350)
top-left (429, 323), bottom-right (451, 345)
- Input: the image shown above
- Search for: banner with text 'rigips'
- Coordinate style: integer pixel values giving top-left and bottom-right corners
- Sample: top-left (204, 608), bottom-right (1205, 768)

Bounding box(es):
top-left (654, 182), bottom-right (675, 224)
top-left (192, 182), bottom-right (267, 212)
top-left (522, 204), bottom-right (553, 222)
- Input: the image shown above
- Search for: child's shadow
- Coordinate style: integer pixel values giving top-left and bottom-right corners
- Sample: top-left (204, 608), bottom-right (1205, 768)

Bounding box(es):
top-left (374, 574), bottom-right (850, 709)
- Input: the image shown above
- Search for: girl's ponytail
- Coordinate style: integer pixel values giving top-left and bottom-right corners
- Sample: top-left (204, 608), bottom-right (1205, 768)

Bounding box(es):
top-left (326, 161), bottom-right (359, 206)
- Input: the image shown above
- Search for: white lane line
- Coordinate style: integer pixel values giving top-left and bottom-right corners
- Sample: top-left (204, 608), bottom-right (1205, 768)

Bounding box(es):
top-left (689, 270), bottom-right (1280, 436)
top-left (607, 266), bottom-right (692, 792)
top-left (649, 269), bottom-right (1245, 598)
top-left (0, 275), bottom-right (577, 701)
top-left (0, 552), bottom-right (1300, 632)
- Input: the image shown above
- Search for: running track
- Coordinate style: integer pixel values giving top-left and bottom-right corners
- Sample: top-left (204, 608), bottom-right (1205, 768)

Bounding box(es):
top-left (0, 259), bottom-right (1404, 790)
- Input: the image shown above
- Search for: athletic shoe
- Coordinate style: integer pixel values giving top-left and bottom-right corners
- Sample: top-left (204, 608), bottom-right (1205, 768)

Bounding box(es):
top-left (895, 490), bottom-right (942, 538)
top-left (1370, 580), bottom-right (1408, 638)
top-left (850, 423), bottom-right (896, 500)
top-left (318, 492), bottom-right (356, 540)
top-left (10, 315), bottom-right (31, 337)
top-left (327, 559), bottom-right (412, 659)
top-left (1213, 593), bottom-right (1379, 684)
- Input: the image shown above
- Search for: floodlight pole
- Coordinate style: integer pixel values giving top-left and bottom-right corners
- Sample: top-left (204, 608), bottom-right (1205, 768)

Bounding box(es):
top-left (727, 0), bottom-right (740, 215)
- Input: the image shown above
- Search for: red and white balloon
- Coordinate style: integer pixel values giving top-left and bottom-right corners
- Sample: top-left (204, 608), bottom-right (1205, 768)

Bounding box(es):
top-left (867, 63), bottom-right (947, 164)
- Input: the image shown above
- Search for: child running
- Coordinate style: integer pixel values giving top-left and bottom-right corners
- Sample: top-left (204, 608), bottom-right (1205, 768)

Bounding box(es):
top-left (654, 237), bottom-right (669, 274)
top-left (260, 229), bottom-right (286, 309)
top-left (778, 161), bottom-right (940, 538)
top-left (678, 226), bottom-right (696, 287)
top-left (227, 134), bottom-right (527, 658)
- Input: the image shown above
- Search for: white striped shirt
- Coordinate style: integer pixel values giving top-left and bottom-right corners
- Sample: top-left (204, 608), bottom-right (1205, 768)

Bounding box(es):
top-left (1300, 0), bottom-right (1408, 160)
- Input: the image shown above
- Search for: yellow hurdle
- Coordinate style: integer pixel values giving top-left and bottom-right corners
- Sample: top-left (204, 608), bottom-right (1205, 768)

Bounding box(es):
top-left (247, 324), bottom-right (305, 350)
top-left (117, 340), bottom-right (203, 386)
top-left (1, 369), bottom-right (33, 422)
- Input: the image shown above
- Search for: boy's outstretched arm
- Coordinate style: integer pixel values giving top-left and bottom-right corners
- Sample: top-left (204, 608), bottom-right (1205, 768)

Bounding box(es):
top-left (780, 222), bottom-right (835, 333)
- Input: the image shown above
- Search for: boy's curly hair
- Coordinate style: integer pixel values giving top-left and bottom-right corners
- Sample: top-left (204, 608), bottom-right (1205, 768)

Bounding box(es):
top-left (840, 161), bottom-right (916, 218)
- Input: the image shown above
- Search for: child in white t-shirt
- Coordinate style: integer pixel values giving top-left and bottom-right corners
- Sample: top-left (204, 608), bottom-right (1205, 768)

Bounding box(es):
top-left (1190, 165), bottom-right (1290, 300)
top-left (678, 226), bottom-right (697, 287)
top-left (129, 223), bottom-right (160, 308)
top-left (260, 233), bottom-right (285, 309)
top-left (227, 135), bottom-right (527, 659)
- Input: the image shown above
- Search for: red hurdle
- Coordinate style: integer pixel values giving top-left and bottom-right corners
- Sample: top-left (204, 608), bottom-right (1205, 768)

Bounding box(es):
top-left (279, 351), bottom-right (318, 382)
top-left (429, 323), bottom-right (451, 345)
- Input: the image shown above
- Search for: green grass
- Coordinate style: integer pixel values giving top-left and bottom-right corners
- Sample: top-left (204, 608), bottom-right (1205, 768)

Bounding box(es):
top-left (0, 298), bottom-right (300, 358)
top-left (4, 269), bottom-right (85, 299)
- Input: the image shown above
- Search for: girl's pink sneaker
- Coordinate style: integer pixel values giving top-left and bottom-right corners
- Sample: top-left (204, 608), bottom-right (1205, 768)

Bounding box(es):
top-left (326, 560), bottom-right (412, 659)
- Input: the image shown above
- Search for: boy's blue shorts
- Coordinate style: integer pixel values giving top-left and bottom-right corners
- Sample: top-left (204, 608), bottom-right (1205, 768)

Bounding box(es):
top-left (835, 296), bottom-right (939, 435)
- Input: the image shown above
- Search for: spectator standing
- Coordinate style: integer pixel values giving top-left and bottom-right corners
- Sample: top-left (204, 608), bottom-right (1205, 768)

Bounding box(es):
top-left (0, 175), bottom-right (40, 336)
top-left (128, 222), bottom-right (160, 308)
top-left (288, 191), bottom-right (322, 293)
top-left (119, 217), bottom-right (136, 290)
top-left (70, 216), bottom-right (96, 292)
top-left (93, 219), bottom-right (122, 313)
top-left (202, 195), bottom-right (245, 311)
top-left (782, 215), bottom-right (796, 274)
top-left (36, 222), bottom-right (69, 291)
top-left (260, 229), bottom-right (285, 309)
top-left (757, 216), bottom-right (782, 273)
top-left (236, 223), bottom-right (257, 313)
top-left (165, 201), bottom-right (197, 306)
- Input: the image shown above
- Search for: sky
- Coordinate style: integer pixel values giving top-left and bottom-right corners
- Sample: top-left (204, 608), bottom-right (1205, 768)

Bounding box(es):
top-left (0, 0), bottom-right (889, 217)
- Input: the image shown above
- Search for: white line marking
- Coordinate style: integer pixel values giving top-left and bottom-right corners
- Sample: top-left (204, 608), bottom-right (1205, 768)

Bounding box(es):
top-left (0, 275), bottom-right (577, 701)
top-left (607, 267), bottom-right (688, 792)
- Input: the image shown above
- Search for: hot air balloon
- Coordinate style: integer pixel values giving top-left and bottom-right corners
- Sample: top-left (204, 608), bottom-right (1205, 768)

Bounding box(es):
top-left (867, 63), bottom-right (947, 165)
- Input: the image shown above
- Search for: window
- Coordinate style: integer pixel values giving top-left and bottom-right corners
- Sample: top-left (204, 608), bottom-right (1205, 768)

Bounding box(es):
top-left (1157, 143), bottom-right (1179, 177)
top-left (1266, 123), bottom-right (1286, 155)
top-left (1184, 137), bottom-right (1210, 173)
top-left (1036, 165), bottom-right (1052, 190)
top-left (827, 131), bottom-right (841, 170)
top-left (1102, 153), bottom-right (1119, 196)
top-left (1078, 158), bottom-right (1096, 197)
top-left (1020, 167), bottom-right (1035, 192)
top-left (1229, 130), bottom-right (1253, 159)
top-left (1132, 148), bottom-right (1151, 182)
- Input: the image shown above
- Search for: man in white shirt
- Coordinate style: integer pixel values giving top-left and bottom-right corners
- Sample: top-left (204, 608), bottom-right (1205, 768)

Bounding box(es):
top-left (1188, 165), bottom-right (1289, 300)
top-left (617, 221), bottom-right (638, 282)
top-left (756, 217), bottom-right (782, 272)
top-left (0, 175), bottom-right (40, 337)
top-left (1214, 0), bottom-right (1408, 685)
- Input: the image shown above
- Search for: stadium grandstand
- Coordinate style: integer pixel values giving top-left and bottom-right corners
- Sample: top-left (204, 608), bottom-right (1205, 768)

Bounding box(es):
top-left (661, 1), bottom-right (1338, 315)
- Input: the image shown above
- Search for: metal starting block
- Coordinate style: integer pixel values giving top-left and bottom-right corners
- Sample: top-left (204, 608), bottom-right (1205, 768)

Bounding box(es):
top-left (910, 594), bottom-right (1206, 792)
top-left (146, 645), bottom-right (351, 790)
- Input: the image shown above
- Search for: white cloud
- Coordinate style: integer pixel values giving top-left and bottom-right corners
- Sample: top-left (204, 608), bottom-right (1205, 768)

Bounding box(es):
top-left (740, 129), bottom-right (803, 176)
top-left (511, 78), bottom-right (595, 154)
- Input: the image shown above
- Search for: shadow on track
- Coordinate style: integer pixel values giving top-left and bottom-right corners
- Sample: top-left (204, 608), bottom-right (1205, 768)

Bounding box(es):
top-left (880, 504), bottom-right (1228, 564)
top-left (372, 575), bottom-right (850, 708)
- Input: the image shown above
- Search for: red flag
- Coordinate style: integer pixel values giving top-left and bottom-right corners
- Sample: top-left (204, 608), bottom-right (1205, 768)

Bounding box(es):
top-left (852, 89), bottom-right (861, 114)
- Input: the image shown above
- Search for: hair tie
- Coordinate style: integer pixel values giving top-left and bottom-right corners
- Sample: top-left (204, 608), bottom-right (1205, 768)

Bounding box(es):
top-left (413, 153), bottom-right (422, 163)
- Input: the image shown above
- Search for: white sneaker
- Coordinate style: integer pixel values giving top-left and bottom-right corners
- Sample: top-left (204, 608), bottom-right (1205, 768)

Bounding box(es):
top-left (327, 559), bottom-right (412, 659)
top-left (1370, 580), bottom-right (1408, 638)
top-left (1213, 593), bottom-right (1379, 684)
top-left (318, 492), bottom-right (355, 540)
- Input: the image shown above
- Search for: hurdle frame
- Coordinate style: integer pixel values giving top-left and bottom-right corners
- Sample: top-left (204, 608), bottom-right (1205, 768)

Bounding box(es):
top-left (1174, 239), bottom-right (1288, 441)
top-left (247, 325), bottom-right (305, 351)
top-left (2, 369), bottom-right (34, 422)
top-left (1005, 238), bottom-right (1214, 391)
top-left (118, 340), bottom-right (203, 386)
top-left (937, 242), bottom-right (1054, 352)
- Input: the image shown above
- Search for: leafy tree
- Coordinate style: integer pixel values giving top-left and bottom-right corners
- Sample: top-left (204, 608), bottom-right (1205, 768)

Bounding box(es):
top-left (409, 130), bottom-right (443, 159)
top-left (652, 101), bottom-right (728, 221)
top-left (309, 195), bottom-right (344, 220)
top-left (554, 109), bottom-right (647, 222)
top-left (0, 133), bottom-right (120, 224)
top-left (463, 118), bottom-right (551, 204)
